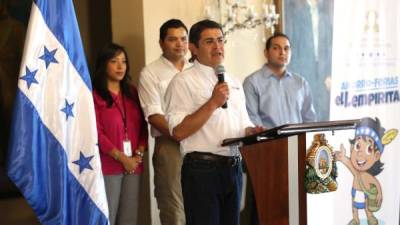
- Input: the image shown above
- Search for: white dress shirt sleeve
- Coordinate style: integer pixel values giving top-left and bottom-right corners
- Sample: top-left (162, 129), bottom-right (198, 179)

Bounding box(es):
top-left (138, 67), bottom-right (164, 120)
top-left (164, 75), bottom-right (194, 136)
top-left (236, 80), bottom-right (256, 133)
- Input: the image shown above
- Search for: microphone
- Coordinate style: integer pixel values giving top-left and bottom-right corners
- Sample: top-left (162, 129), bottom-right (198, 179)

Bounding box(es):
top-left (215, 65), bottom-right (227, 109)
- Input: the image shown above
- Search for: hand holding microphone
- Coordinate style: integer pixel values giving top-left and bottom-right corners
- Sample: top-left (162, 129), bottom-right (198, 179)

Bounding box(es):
top-left (215, 65), bottom-right (228, 109)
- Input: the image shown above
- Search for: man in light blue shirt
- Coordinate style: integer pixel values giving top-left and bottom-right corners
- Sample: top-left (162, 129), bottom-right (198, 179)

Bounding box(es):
top-left (243, 32), bottom-right (317, 129)
top-left (243, 32), bottom-right (317, 225)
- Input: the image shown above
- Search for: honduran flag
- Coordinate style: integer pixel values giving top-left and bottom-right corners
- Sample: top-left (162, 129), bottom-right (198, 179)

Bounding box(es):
top-left (7, 0), bottom-right (109, 224)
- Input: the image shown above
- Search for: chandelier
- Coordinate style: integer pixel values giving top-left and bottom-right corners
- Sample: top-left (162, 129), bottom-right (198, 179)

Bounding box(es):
top-left (204, 0), bottom-right (280, 36)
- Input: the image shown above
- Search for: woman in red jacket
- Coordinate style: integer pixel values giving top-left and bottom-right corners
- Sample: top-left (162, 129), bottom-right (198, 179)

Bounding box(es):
top-left (93, 43), bottom-right (148, 225)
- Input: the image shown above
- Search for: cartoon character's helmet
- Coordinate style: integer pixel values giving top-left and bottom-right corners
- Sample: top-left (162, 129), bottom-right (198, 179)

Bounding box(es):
top-left (355, 117), bottom-right (385, 153)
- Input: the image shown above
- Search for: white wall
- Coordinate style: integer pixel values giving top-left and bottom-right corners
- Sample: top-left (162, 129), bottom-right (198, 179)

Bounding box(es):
top-left (143, 0), bottom-right (266, 82)
top-left (111, 0), bottom-right (145, 84)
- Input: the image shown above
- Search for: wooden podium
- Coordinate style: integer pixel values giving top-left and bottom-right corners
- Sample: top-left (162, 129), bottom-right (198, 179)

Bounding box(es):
top-left (222, 120), bottom-right (360, 225)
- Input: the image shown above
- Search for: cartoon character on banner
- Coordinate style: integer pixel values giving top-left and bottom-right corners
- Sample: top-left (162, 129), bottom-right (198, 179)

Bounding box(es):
top-left (334, 117), bottom-right (398, 225)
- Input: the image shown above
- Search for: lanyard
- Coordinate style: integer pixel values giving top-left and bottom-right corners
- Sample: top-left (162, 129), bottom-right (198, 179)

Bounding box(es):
top-left (114, 94), bottom-right (128, 138)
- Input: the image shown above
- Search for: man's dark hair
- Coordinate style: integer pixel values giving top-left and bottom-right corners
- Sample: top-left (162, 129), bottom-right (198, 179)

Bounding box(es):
top-left (189, 19), bottom-right (223, 47)
top-left (265, 32), bottom-right (291, 50)
top-left (159, 19), bottom-right (188, 41)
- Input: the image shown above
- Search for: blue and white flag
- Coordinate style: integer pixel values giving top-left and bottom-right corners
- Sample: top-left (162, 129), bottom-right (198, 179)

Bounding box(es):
top-left (7, 0), bottom-right (109, 224)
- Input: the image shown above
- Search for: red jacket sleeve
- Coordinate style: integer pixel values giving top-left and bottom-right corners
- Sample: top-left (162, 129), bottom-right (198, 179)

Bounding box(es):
top-left (132, 86), bottom-right (149, 149)
top-left (93, 91), bottom-right (117, 154)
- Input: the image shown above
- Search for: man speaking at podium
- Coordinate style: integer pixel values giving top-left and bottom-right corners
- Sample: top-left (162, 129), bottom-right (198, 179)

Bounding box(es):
top-left (165, 19), bottom-right (262, 225)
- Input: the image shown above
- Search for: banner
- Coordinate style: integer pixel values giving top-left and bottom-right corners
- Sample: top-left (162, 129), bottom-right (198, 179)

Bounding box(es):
top-left (308, 0), bottom-right (400, 224)
top-left (7, 0), bottom-right (109, 224)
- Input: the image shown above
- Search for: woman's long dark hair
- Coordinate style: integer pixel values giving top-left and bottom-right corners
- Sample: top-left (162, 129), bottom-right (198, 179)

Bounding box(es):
top-left (92, 43), bottom-right (133, 107)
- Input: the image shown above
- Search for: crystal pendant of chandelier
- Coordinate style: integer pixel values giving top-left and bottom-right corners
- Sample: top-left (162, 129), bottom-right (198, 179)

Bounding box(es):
top-left (204, 0), bottom-right (280, 35)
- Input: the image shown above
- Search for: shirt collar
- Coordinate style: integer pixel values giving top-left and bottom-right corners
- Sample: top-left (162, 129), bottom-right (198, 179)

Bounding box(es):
top-left (263, 64), bottom-right (292, 79)
top-left (160, 55), bottom-right (192, 71)
top-left (194, 60), bottom-right (216, 75)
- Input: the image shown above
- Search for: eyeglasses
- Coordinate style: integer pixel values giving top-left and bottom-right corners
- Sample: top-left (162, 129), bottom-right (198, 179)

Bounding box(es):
top-left (202, 37), bottom-right (226, 46)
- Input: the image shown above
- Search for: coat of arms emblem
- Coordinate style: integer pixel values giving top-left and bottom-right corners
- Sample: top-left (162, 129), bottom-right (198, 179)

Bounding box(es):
top-left (305, 133), bottom-right (338, 193)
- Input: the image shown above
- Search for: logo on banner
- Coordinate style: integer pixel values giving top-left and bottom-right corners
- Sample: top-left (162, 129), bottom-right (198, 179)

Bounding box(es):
top-left (335, 78), bottom-right (400, 108)
top-left (334, 117), bottom-right (398, 225)
top-left (364, 10), bottom-right (380, 33)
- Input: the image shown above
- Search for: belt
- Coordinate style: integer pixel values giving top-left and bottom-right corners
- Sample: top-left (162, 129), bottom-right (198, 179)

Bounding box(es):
top-left (184, 152), bottom-right (241, 167)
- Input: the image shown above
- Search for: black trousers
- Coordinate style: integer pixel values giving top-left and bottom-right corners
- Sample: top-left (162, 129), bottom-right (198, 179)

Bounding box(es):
top-left (181, 152), bottom-right (243, 225)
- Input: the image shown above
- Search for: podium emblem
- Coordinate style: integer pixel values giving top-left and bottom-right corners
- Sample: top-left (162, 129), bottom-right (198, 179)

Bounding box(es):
top-left (313, 145), bottom-right (333, 179)
top-left (305, 134), bottom-right (338, 194)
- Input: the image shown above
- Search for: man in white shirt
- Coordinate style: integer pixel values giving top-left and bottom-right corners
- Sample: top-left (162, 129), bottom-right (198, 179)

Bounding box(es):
top-left (165, 19), bottom-right (262, 225)
top-left (138, 19), bottom-right (191, 225)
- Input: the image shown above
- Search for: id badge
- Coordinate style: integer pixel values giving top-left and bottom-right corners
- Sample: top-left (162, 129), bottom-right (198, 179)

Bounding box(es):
top-left (123, 139), bottom-right (132, 157)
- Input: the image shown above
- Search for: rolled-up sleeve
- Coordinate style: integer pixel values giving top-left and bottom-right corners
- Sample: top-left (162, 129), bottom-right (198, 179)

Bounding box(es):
top-left (164, 76), bottom-right (193, 136)
top-left (138, 67), bottom-right (164, 120)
